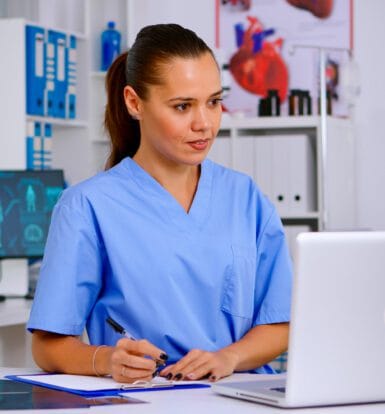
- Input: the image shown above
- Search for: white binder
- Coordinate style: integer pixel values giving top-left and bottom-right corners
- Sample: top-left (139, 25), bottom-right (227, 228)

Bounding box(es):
top-left (288, 135), bottom-right (316, 213)
top-left (254, 136), bottom-right (274, 201)
top-left (271, 136), bottom-right (291, 215)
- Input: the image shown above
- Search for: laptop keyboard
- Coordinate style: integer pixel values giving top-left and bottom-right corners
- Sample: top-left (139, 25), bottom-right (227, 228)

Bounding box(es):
top-left (270, 387), bottom-right (286, 393)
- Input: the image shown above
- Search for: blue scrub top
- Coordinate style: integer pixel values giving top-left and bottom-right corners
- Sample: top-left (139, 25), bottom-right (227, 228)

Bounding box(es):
top-left (28, 157), bottom-right (292, 374)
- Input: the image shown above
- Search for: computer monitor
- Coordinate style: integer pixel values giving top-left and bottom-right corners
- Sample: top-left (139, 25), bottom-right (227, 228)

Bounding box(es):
top-left (0, 169), bottom-right (65, 297)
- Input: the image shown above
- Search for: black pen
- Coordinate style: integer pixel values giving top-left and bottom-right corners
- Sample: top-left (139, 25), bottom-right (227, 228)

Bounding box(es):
top-left (106, 315), bottom-right (169, 369)
top-left (106, 316), bottom-right (137, 341)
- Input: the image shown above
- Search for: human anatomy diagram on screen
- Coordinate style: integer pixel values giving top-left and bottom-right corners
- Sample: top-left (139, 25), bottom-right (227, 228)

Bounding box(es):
top-left (219, 0), bottom-right (350, 116)
top-left (0, 175), bottom-right (62, 257)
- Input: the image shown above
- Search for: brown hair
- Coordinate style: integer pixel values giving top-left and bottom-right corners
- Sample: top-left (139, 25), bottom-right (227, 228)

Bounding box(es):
top-left (104, 24), bottom-right (215, 169)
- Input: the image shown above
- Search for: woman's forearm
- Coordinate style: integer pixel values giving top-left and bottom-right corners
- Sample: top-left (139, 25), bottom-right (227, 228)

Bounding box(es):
top-left (31, 330), bottom-right (113, 375)
top-left (221, 323), bottom-right (289, 372)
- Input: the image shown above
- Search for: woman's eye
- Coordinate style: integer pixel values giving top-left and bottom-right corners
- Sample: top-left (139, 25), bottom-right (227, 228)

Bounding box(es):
top-left (209, 98), bottom-right (223, 107)
top-left (175, 103), bottom-right (189, 112)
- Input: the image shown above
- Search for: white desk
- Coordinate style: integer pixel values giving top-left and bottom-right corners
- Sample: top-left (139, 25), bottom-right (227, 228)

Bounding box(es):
top-left (0, 299), bottom-right (34, 367)
top-left (1, 368), bottom-right (385, 414)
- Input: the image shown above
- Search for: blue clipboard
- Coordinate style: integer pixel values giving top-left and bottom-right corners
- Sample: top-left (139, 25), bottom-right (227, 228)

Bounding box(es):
top-left (6, 373), bottom-right (210, 397)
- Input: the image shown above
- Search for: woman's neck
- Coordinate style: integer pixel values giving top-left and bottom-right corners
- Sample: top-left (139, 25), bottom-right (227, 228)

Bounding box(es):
top-left (133, 152), bottom-right (201, 213)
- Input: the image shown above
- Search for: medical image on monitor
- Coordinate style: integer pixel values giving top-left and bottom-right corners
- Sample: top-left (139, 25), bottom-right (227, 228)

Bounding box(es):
top-left (0, 170), bottom-right (64, 258)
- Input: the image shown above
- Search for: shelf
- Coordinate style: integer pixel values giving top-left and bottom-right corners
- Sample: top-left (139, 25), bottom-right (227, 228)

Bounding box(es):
top-left (219, 115), bottom-right (350, 131)
top-left (281, 212), bottom-right (320, 220)
top-left (26, 116), bottom-right (88, 128)
top-left (91, 71), bottom-right (107, 79)
top-left (23, 19), bottom-right (87, 40)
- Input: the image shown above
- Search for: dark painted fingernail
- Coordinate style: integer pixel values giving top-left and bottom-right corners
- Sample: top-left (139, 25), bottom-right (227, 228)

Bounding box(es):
top-left (160, 353), bottom-right (168, 361)
top-left (174, 373), bottom-right (183, 381)
top-left (166, 373), bottom-right (173, 380)
top-left (210, 375), bottom-right (217, 381)
top-left (152, 370), bottom-right (158, 378)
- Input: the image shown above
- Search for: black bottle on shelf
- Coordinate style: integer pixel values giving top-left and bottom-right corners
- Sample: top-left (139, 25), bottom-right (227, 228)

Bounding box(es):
top-left (289, 89), bottom-right (301, 115)
top-left (301, 90), bottom-right (312, 115)
top-left (258, 97), bottom-right (269, 116)
top-left (258, 90), bottom-right (281, 116)
top-left (268, 89), bottom-right (280, 116)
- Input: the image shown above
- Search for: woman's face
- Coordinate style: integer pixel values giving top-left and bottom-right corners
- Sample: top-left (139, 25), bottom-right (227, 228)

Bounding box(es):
top-left (128, 52), bottom-right (223, 168)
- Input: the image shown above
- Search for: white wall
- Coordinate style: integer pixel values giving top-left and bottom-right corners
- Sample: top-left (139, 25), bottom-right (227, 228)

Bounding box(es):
top-left (354, 0), bottom-right (385, 230)
top-left (127, 0), bottom-right (216, 47)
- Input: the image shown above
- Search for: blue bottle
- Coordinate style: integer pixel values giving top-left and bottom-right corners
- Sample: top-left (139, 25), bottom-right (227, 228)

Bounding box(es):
top-left (101, 21), bottom-right (121, 71)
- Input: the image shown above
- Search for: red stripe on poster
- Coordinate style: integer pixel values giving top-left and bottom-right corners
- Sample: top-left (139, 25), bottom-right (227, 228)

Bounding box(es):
top-left (215, 0), bottom-right (220, 48)
top-left (350, 0), bottom-right (354, 52)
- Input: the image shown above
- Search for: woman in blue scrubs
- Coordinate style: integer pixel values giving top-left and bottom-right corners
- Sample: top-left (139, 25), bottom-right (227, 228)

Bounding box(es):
top-left (28, 24), bottom-right (292, 383)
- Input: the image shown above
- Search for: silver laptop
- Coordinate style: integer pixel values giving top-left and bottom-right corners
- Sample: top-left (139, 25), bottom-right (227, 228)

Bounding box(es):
top-left (213, 232), bottom-right (385, 408)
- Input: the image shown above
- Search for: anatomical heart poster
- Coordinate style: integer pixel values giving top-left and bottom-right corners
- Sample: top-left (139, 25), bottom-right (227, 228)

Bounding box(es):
top-left (218, 0), bottom-right (352, 117)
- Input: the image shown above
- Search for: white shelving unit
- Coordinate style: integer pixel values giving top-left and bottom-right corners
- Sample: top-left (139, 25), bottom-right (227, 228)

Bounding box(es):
top-left (211, 115), bottom-right (356, 233)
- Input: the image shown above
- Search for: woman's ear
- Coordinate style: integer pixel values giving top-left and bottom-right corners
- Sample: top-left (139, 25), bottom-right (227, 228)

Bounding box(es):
top-left (123, 86), bottom-right (142, 120)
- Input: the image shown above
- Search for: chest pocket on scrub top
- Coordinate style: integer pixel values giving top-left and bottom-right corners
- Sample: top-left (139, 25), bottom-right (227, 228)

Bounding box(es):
top-left (221, 244), bottom-right (257, 319)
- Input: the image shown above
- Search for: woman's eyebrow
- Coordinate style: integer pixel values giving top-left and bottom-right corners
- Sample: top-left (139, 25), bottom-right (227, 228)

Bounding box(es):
top-left (167, 89), bottom-right (224, 103)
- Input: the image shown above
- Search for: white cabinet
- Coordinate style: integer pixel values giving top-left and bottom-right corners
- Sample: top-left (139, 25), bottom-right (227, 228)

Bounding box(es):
top-left (210, 115), bottom-right (356, 233)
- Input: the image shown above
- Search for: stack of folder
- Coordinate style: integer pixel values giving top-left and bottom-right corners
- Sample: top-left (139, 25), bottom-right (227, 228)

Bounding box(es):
top-left (26, 24), bottom-right (77, 119)
top-left (26, 121), bottom-right (53, 170)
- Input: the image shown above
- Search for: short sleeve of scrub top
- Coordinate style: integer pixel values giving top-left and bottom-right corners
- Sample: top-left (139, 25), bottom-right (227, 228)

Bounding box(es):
top-left (28, 158), bottom-right (292, 374)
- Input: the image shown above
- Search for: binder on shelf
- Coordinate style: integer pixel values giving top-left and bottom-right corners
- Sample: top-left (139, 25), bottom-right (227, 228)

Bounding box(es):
top-left (25, 122), bottom-right (53, 170)
top-left (47, 30), bottom-right (67, 118)
top-left (66, 35), bottom-right (77, 119)
top-left (208, 136), bottom-right (232, 167)
top-left (271, 136), bottom-right (291, 215)
top-left (25, 121), bottom-right (35, 170)
top-left (288, 135), bottom-right (316, 213)
top-left (46, 30), bottom-right (56, 117)
top-left (26, 25), bottom-right (46, 116)
top-left (33, 121), bottom-right (43, 170)
top-left (42, 123), bottom-right (53, 169)
top-left (233, 135), bottom-right (254, 179)
top-left (254, 137), bottom-right (274, 201)
top-left (283, 224), bottom-right (311, 258)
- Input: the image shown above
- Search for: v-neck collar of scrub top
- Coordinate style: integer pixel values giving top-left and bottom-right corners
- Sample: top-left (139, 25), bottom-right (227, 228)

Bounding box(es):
top-left (122, 157), bottom-right (213, 231)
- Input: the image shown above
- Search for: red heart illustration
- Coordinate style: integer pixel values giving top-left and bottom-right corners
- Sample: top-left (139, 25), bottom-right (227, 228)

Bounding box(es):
top-left (229, 17), bottom-right (289, 102)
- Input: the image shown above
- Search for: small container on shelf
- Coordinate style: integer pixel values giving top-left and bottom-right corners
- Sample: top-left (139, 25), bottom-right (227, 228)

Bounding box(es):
top-left (101, 21), bottom-right (121, 71)
top-left (258, 89), bottom-right (281, 116)
top-left (289, 89), bottom-right (313, 116)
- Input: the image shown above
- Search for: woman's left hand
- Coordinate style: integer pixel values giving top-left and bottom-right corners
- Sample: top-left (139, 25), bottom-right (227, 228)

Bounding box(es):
top-left (159, 348), bottom-right (239, 382)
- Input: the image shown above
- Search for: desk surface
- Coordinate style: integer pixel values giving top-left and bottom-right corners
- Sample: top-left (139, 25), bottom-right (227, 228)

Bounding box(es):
top-left (1, 368), bottom-right (385, 414)
top-left (0, 298), bottom-right (32, 327)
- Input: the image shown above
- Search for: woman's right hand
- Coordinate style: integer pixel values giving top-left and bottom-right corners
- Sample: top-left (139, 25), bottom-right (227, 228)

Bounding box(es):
top-left (109, 338), bottom-right (168, 383)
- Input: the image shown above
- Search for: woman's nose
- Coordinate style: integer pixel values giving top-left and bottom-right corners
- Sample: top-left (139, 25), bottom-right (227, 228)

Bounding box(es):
top-left (191, 107), bottom-right (211, 131)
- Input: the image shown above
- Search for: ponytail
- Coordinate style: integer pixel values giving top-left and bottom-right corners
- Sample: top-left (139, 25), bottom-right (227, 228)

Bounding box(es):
top-left (104, 52), bottom-right (140, 169)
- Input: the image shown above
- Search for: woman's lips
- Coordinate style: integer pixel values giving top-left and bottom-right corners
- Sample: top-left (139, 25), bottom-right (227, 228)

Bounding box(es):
top-left (187, 139), bottom-right (209, 151)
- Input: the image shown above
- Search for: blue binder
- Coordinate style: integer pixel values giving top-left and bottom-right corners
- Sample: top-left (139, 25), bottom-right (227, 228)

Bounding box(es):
top-left (47, 30), bottom-right (67, 118)
top-left (66, 35), bottom-right (77, 119)
top-left (46, 30), bottom-right (56, 117)
top-left (25, 25), bottom-right (46, 116)
top-left (25, 121), bottom-right (35, 170)
top-left (42, 122), bottom-right (53, 169)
